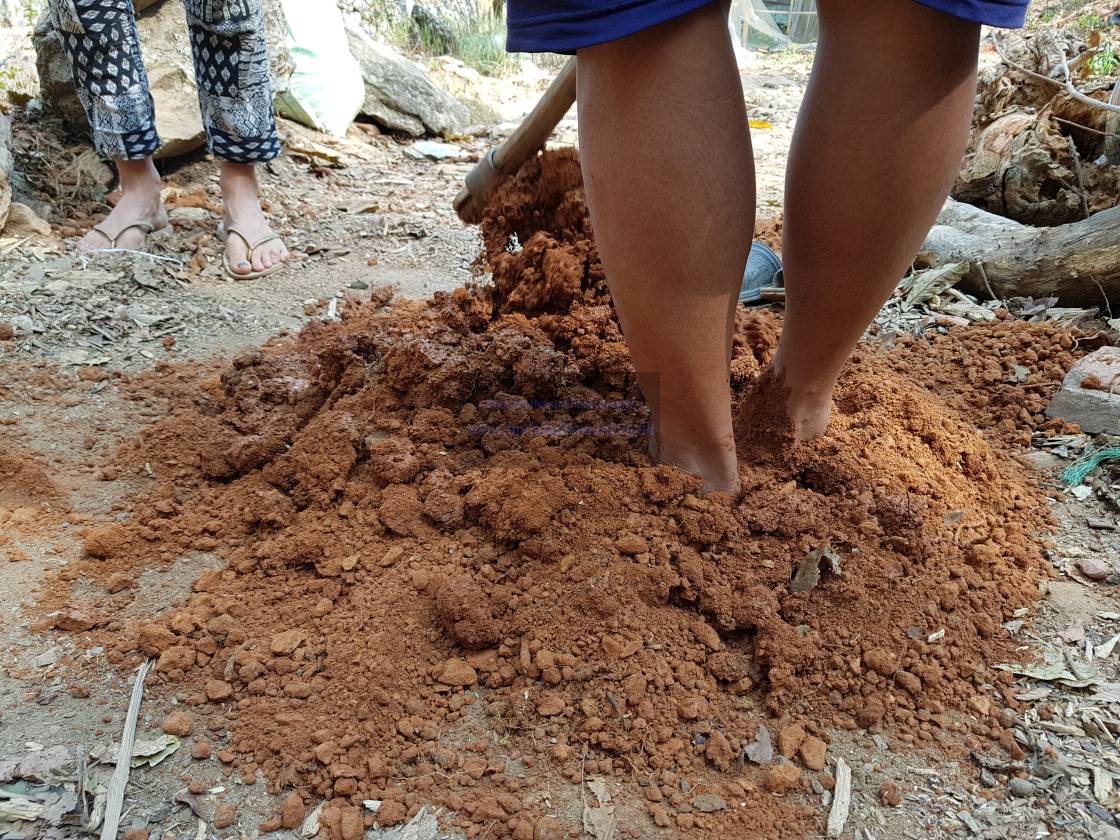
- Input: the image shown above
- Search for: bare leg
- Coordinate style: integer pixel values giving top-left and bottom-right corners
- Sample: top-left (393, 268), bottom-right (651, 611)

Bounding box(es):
top-left (578, 4), bottom-right (753, 494)
top-left (773, 0), bottom-right (981, 438)
top-left (220, 162), bottom-right (289, 275)
top-left (77, 158), bottom-right (167, 253)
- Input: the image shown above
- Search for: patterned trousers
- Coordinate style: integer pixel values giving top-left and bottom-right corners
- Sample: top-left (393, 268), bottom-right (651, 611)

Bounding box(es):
top-left (47, 0), bottom-right (280, 163)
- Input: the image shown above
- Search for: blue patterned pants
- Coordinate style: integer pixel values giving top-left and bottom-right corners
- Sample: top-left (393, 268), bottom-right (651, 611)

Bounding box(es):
top-left (47, 0), bottom-right (280, 163)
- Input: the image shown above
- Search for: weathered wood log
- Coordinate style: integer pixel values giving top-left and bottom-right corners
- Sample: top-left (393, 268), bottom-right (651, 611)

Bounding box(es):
top-left (918, 198), bottom-right (1120, 307)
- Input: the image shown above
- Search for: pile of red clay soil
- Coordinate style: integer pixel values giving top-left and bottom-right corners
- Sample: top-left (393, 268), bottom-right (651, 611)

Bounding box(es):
top-left (55, 151), bottom-right (1100, 839)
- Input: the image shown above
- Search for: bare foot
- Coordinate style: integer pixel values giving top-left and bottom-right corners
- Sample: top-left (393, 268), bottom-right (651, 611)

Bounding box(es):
top-left (769, 352), bottom-right (832, 444)
top-left (78, 178), bottom-right (167, 253)
top-left (784, 386), bottom-right (832, 443)
top-left (220, 163), bottom-right (289, 276)
top-left (649, 434), bottom-right (740, 496)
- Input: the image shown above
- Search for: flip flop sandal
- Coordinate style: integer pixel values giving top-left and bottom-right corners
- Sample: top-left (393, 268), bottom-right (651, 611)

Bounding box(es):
top-left (219, 225), bottom-right (287, 281)
top-left (85, 221), bottom-right (170, 251)
top-left (759, 268), bottom-right (786, 303)
top-left (740, 242), bottom-right (783, 305)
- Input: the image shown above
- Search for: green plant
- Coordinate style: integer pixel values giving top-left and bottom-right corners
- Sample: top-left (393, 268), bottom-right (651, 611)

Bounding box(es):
top-left (20, 0), bottom-right (44, 27)
top-left (1089, 40), bottom-right (1120, 76)
top-left (1078, 13), bottom-right (1106, 35)
top-left (347, 1), bottom-right (517, 77)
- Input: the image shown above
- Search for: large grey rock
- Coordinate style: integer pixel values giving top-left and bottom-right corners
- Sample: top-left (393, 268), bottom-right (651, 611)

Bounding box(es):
top-left (346, 27), bottom-right (469, 137)
top-left (1045, 346), bottom-right (1120, 434)
top-left (0, 112), bottom-right (11, 230)
top-left (33, 0), bottom-right (293, 158)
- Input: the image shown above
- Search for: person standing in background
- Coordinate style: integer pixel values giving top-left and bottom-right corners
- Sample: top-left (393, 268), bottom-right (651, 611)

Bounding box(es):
top-left (47, 0), bottom-right (289, 279)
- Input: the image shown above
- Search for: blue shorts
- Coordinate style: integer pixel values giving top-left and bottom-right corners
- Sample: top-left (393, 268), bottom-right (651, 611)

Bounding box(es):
top-left (506, 0), bottom-right (1031, 53)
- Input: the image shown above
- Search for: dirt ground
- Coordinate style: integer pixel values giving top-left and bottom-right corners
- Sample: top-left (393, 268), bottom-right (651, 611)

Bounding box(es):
top-left (2, 32), bottom-right (1120, 840)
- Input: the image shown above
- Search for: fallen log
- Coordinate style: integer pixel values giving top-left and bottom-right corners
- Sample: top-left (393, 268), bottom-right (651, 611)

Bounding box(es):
top-left (918, 198), bottom-right (1120, 307)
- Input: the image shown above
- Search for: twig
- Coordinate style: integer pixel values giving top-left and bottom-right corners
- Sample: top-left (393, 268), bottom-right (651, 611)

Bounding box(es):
top-left (826, 757), bottom-right (852, 838)
top-left (100, 659), bottom-right (152, 840)
top-left (976, 262), bottom-right (998, 304)
top-left (1067, 135), bottom-right (1090, 220)
top-left (1053, 116), bottom-right (1119, 137)
top-left (1090, 275), bottom-right (1114, 320)
top-left (992, 36), bottom-right (1120, 115)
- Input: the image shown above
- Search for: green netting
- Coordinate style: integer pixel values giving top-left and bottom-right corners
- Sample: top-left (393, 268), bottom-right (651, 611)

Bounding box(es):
top-left (1062, 447), bottom-right (1120, 486)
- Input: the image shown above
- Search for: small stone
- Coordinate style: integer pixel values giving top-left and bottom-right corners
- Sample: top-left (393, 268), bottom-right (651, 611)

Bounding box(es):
top-left (205, 680), bottom-right (233, 701)
top-left (191, 740), bottom-right (212, 760)
top-left (338, 805), bottom-right (363, 840)
top-left (232, 345), bottom-right (262, 369)
top-left (350, 280), bottom-right (369, 289)
top-left (862, 648), bottom-right (895, 676)
top-left (690, 794), bottom-right (727, 813)
top-left (4, 203), bottom-right (51, 236)
top-left (0, 322), bottom-right (13, 341)
top-left (377, 799), bottom-right (407, 826)
top-left (259, 816), bottom-right (283, 833)
top-left (121, 831), bottom-right (149, 840)
top-left (778, 724), bottom-right (806, 758)
top-left (1076, 557), bottom-right (1113, 581)
top-left (1008, 778), bottom-right (1036, 798)
top-left (76, 365), bottom-right (109, 382)
top-left (32, 648), bottom-right (60, 668)
top-left (614, 534), bottom-right (647, 555)
top-left (161, 711), bottom-right (193, 736)
top-left (765, 762), bottom-right (802, 793)
top-left (1046, 347), bottom-right (1120, 433)
top-left (434, 658), bottom-right (478, 686)
top-left (799, 736), bottom-right (827, 771)
top-left (105, 572), bottom-right (134, 593)
top-left (269, 629), bottom-right (306, 655)
top-left (879, 782), bottom-right (902, 806)
top-left (280, 791), bottom-right (304, 829)
top-left (213, 803), bottom-right (236, 829)
top-left (537, 696), bottom-right (565, 716)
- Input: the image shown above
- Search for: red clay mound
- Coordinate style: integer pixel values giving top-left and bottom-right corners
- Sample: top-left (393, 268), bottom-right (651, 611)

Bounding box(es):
top-left (69, 151), bottom-right (1096, 839)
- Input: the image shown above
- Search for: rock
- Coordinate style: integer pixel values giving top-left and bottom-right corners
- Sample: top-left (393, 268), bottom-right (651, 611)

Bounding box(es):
top-left (690, 793), bottom-right (728, 812)
top-left (377, 799), bottom-right (407, 826)
top-left (0, 112), bottom-right (11, 231)
top-left (191, 740), bottom-right (211, 760)
top-left (168, 206), bottom-right (212, 223)
top-left (213, 803), bottom-right (236, 829)
top-left (1076, 556), bottom-right (1113, 581)
top-left (614, 534), bottom-right (647, 555)
top-left (270, 628), bottom-right (306, 655)
top-left (338, 805), bottom-right (363, 840)
top-left (1046, 347), bottom-right (1120, 433)
top-left (799, 736), bottom-right (827, 771)
top-left (1008, 777), bottom-right (1036, 798)
top-left (161, 711), bottom-right (193, 736)
top-left (764, 762), bottom-right (802, 793)
top-left (3, 203), bottom-right (51, 236)
top-left (32, 0), bottom-right (292, 159)
top-left (862, 648), bottom-right (895, 676)
top-left (345, 28), bottom-right (469, 137)
top-left (778, 724), bottom-right (806, 758)
top-left (537, 695), bottom-right (565, 716)
top-left (280, 791), bottom-right (304, 829)
top-left (32, 648), bottom-right (60, 668)
top-left (205, 679), bottom-right (234, 701)
top-left (433, 657), bottom-right (478, 686)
